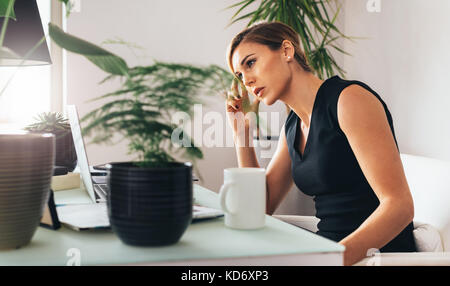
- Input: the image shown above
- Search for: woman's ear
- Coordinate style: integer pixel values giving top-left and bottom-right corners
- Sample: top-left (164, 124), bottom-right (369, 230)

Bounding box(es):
top-left (281, 40), bottom-right (295, 61)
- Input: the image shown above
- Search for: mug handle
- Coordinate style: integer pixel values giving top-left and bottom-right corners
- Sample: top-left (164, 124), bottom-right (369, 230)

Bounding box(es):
top-left (219, 182), bottom-right (236, 214)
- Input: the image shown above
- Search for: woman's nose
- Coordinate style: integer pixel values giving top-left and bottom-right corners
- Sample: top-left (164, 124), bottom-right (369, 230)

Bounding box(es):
top-left (242, 74), bottom-right (255, 87)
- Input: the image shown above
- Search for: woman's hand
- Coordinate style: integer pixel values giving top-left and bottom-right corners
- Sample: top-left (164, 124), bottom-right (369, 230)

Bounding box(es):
top-left (224, 78), bottom-right (260, 141)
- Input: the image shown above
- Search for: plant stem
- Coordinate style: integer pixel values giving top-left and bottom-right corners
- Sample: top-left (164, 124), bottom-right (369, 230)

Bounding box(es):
top-left (0, 0), bottom-right (14, 47)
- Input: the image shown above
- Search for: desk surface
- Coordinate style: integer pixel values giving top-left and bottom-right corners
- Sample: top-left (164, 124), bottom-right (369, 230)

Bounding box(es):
top-left (0, 184), bottom-right (344, 266)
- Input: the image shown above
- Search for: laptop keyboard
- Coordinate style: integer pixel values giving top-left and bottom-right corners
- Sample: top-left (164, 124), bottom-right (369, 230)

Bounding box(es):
top-left (94, 184), bottom-right (108, 201)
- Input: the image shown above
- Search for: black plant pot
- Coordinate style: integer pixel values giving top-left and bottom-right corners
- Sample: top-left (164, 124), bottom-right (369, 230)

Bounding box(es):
top-left (106, 162), bottom-right (193, 246)
top-left (54, 130), bottom-right (77, 172)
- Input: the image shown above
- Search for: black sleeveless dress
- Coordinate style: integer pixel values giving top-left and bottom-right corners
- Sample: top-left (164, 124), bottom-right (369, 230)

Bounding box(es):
top-left (285, 75), bottom-right (416, 252)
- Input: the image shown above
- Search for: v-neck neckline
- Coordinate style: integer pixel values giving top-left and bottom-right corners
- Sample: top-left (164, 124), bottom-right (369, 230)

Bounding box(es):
top-left (294, 76), bottom-right (336, 160)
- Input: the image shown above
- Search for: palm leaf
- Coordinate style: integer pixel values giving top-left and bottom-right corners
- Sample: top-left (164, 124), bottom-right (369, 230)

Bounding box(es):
top-left (48, 23), bottom-right (128, 76)
top-left (224, 0), bottom-right (252, 11)
top-left (229, 0), bottom-right (255, 23)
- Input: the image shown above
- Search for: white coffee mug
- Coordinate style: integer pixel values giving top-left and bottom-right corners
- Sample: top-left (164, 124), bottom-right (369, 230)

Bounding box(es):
top-left (219, 168), bottom-right (266, 229)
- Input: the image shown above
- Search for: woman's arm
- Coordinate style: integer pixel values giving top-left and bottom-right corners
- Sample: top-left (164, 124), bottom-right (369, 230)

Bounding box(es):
top-left (235, 124), bottom-right (294, 214)
top-left (265, 125), bottom-right (294, 214)
top-left (337, 84), bottom-right (415, 266)
top-left (233, 124), bottom-right (260, 168)
top-left (225, 80), bottom-right (261, 168)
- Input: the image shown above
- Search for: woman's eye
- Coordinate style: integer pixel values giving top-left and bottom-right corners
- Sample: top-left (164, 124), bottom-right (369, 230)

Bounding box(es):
top-left (247, 59), bottom-right (255, 68)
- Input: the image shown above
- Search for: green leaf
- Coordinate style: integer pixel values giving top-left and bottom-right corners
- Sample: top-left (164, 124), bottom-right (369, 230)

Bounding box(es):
top-left (229, 0), bottom-right (254, 22)
top-left (24, 111), bottom-right (70, 133)
top-left (249, 0), bottom-right (272, 25)
top-left (0, 0), bottom-right (15, 19)
top-left (223, 0), bottom-right (252, 11)
top-left (48, 23), bottom-right (128, 76)
top-left (330, 43), bottom-right (352, 57)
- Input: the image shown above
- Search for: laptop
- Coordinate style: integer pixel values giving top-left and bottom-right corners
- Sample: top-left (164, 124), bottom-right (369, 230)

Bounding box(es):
top-left (59, 105), bottom-right (223, 230)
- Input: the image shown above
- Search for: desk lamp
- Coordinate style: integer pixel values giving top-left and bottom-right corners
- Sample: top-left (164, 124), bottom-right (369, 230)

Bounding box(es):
top-left (0, 0), bottom-right (51, 66)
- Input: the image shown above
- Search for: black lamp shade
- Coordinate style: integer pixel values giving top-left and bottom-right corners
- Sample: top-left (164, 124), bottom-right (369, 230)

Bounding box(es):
top-left (0, 0), bottom-right (51, 66)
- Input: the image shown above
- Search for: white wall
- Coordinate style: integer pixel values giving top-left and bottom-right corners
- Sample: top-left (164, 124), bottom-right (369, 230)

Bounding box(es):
top-left (342, 0), bottom-right (450, 161)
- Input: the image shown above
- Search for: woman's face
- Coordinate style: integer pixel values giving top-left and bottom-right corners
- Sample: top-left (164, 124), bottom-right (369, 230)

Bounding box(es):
top-left (231, 41), bottom-right (291, 106)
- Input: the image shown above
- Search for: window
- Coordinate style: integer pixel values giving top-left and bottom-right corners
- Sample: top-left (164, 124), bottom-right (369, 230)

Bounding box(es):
top-left (0, 0), bottom-right (51, 127)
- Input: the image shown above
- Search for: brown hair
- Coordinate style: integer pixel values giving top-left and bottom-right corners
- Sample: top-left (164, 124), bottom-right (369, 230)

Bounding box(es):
top-left (227, 21), bottom-right (312, 75)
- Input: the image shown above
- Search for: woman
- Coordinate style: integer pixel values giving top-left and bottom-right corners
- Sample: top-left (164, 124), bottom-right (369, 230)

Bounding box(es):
top-left (225, 22), bottom-right (416, 266)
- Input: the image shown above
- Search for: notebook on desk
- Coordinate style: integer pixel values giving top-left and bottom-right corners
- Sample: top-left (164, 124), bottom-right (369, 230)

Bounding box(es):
top-left (55, 105), bottom-right (223, 230)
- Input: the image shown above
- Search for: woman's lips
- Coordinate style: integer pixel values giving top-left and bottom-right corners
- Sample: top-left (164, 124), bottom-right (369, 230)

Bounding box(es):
top-left (256, 87), bottom-right (265, 98)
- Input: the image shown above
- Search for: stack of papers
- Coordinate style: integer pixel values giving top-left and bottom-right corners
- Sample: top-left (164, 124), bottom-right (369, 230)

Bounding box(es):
top-left (56, 203), bottom-right (110, 231)
top-left (56, 203), bottom-right (224, 231)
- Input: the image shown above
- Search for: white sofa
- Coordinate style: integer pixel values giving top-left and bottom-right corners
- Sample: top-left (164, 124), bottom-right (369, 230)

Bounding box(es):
top-left (274, 153), bottom-right (450, 265)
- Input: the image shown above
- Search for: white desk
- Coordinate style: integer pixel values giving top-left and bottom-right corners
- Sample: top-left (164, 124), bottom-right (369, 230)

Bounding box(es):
top-left (0, 184), bottom-right (344, 266)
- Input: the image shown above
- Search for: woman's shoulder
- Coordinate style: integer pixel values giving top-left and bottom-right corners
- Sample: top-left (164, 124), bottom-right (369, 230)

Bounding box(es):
top-left (336, 78), bottom-right (387, 116)
top-left (324, 75), bottom-right (374, 95)
top-left (337, 84), bottom-right (389, 133)
top-left (318, 76), bottom-right (390, 132)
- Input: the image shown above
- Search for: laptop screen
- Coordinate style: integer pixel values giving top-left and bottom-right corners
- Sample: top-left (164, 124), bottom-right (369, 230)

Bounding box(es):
top-left (67, 105), bottom-right (97, 203)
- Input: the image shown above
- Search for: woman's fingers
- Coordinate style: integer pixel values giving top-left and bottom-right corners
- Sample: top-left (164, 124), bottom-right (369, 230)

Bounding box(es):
top-left (239, 81), bottom-right (248, 100)
top-left (222, 91), bottom-right (237, 111)
top-left (226, 78), bottom-right (258, 112)
top-left (230, 99), bottom-right (241, 111)
top-left (226, 100), bottom-right (240, 112)
top-left (225, 91), bottom-right (242, 111)
top-left (226, 90), bottom-right (240, 102)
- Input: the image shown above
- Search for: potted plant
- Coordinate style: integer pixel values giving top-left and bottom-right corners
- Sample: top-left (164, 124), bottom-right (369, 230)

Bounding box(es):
top-left (48, 24), bottom-right (233, 246)
top-left (24, 112), bottom-right (77, 172)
